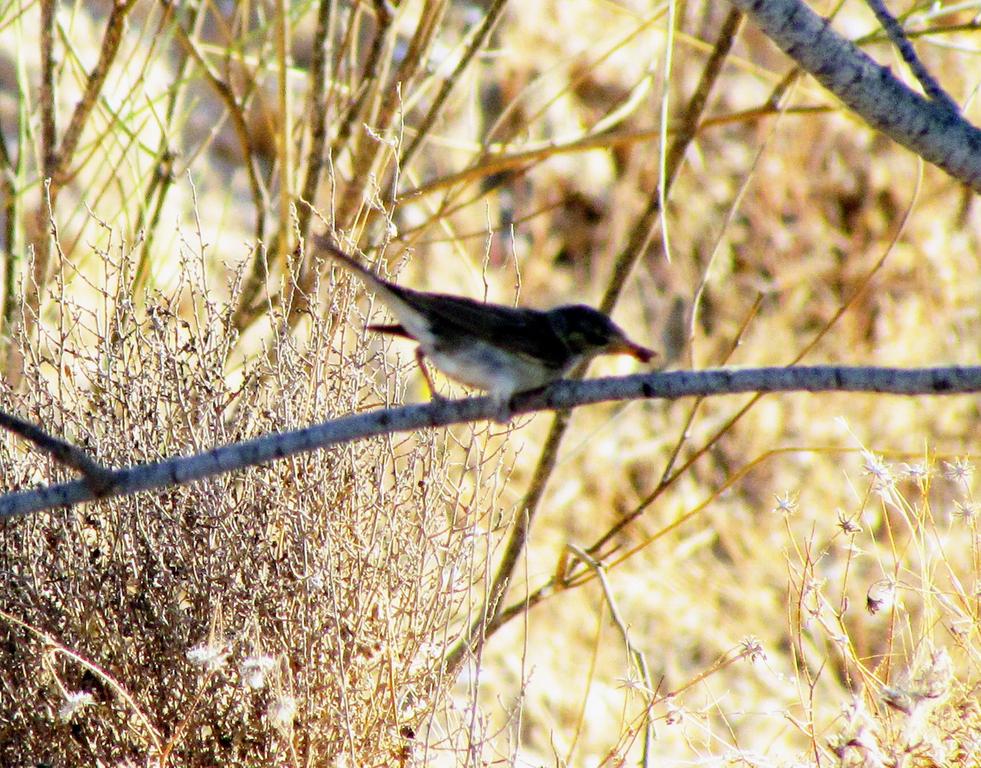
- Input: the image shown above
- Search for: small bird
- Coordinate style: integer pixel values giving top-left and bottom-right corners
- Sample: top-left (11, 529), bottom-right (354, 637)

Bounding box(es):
top-left (316, 236), bottom-right (656, 420)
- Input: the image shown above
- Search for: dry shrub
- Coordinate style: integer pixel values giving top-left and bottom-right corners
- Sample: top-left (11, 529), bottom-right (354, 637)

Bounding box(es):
top-left (0, 235), bottom-right (513, 765)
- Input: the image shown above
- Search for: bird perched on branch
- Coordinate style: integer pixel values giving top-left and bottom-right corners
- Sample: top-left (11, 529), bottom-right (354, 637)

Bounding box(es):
top-left (315, 235), bottom-right (656, 421)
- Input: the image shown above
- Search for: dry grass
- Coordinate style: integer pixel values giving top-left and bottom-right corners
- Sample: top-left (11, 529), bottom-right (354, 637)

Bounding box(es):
top-left (1, 0), bottom-right (979, 765)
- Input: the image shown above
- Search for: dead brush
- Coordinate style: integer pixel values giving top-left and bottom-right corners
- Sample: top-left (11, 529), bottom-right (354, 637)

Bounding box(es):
top-left (0, 236), bottom-right (512, 765)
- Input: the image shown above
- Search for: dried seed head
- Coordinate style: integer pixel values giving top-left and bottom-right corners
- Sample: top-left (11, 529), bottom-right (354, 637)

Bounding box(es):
top-left (58, 691), bottom-right (94, 722)
top-left (866, 578), bottom-right (896, 615)
top-left (187, 642), bottom-right (230, 672)
top-left (268, 696), bottom-right (297, 731)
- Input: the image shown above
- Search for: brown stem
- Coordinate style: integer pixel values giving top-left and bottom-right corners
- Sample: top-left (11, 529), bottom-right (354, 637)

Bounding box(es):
top-left (443, 8), bottom-right (746, 676)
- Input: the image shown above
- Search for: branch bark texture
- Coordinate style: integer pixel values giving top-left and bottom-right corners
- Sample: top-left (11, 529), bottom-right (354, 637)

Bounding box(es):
top-left (2, 365), bottom-right (979, 520)
top-left (729, 0), bottom-right (981, 191)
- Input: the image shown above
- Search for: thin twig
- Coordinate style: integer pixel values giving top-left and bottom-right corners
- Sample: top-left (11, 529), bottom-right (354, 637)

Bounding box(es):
top-left (275, 0), bottom-right (292, 268)
top-left (132, 1), bottom-right (198, 297)
top-left (39, 0), bottom-right (56, 179)
top-left (0, 609), bottom-right (163, 754)
top-left (296, 0), bottom-right (335, 242)
top-left (330, 0), bottom-right (394, 157)
top-left (6, 0), bottom-right (58, 386)
top-left (0, 121), bottom-right (18, 338)
top-left (442, 7), bottom-right (746, 677)
top-left (335, 0), bottom-right (447, 227)
top-left (568, 545), bottom-right (658, 765)
top-left (164, 0), bottom-right (269, 246)
top-left (53, 0), bottom-right (140, 191)
top-left (397, 0), bottom-right (508, 171)
top-left (862, 0), bottom-right (960, 114)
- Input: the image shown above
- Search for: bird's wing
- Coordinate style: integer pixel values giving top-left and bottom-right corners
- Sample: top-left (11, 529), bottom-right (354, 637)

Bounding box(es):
top-left (415, 293), bottom-right (573, 370)
top-left (315, 235), bottom-right (573, 370)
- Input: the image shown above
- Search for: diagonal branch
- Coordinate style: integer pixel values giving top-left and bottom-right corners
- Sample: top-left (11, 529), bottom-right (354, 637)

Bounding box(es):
top-left (54, 0), bottom-right (140, 190)
top-left (0, 410), bottom-right (113, 494)
top-left (2, 365), bottom-right (980, 520)
top-left (164, 0), bottom-right (270, 245)
top-left (861, 0), bottom-right (959, 114)
top-left (729, 0), bottom-right (981, 190)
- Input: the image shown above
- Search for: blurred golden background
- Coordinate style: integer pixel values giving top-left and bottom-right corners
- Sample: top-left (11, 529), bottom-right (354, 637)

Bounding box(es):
top-left (0, 0), bottom-right (978, 765)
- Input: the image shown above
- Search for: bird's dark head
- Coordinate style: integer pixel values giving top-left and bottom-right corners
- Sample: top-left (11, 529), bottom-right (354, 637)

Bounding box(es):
top-left (548, 305), bottom-right (656, 362)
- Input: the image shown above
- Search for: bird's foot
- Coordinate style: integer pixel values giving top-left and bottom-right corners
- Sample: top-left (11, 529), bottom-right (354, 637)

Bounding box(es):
top-left (504, 385), bottom-right (550, 420)
top-left (495, 384), bottom-right (551, 423)
top-left (489, 395), bottom-right (514, 424)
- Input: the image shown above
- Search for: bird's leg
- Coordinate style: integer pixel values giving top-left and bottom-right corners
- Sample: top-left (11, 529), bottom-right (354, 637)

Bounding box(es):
top-left (491, 393), bottom-right (514, 424)
top-left (414, 348), bottom-right (448, 403)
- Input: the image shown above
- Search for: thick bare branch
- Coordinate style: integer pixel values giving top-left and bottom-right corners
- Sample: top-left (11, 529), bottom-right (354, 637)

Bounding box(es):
top-left (2, 365), bottom-right (979, 520)
top-left (729, 0), bottom-right (981, 191)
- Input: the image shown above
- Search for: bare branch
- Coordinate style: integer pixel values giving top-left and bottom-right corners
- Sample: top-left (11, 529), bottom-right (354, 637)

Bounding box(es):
top-left (567, 544), bottom-right (658, 762)
top-left (39, 0), bottom-right (57, 178)
top-left (861, 0), bottom-right (959, 114)
top-left (295, 0), bottom-right (336, 242)
top-left (397, 0), bottom-right (509, 172)
top-left (164, 0), bottom-right (270, 245)
top-left (0, 409), bottom-right (113, 494)
top-left (729, 0), bottom-right (981, 191)
top-left (335, 0), bottom-right (447, 227)
top-left (2, 365), bottom-right (979, 520)
top-left (54, 0), bottom-right (140, 189)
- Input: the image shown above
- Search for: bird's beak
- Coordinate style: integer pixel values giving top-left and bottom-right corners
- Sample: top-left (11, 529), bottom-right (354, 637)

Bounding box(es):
top-left (610, 337), bottom-right (657, 363)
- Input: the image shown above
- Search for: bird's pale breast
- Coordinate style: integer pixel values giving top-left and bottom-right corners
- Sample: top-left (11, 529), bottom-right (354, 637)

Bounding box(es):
top-left (426, 339), bottom-right (574, 399)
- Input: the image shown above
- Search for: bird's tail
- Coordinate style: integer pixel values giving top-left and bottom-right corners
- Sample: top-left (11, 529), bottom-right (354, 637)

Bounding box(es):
top-left (310, 234), bottom-right (425, 340)
top-left (311, 234), bottom-right (382, 285)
